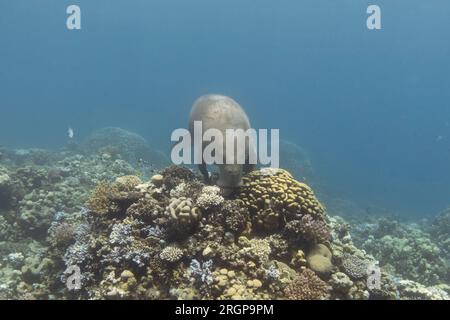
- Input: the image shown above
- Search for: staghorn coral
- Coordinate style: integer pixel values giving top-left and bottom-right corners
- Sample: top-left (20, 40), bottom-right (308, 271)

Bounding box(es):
top-left (284, 268), bottom-right (330, 300)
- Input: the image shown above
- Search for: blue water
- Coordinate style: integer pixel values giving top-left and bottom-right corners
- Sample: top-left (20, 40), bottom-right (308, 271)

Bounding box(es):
top-left (1, 0), bottom-right (449, 216)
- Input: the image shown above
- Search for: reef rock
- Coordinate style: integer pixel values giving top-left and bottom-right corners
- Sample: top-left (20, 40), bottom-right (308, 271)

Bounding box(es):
top-left (82, 127), bottom-right (170, 166)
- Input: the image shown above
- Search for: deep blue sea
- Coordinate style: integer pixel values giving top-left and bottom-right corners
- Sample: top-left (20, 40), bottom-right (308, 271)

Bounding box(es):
top-left (1, 0), bottom-right (449, 216)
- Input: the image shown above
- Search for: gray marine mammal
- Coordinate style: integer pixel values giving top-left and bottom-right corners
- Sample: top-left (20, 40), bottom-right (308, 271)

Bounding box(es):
top-left (188, 94), bottom-right (256, 188)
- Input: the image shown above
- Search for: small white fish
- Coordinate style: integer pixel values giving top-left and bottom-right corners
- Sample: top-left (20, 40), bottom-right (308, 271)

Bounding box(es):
top-left (68, 127), bottom-right (74, 139)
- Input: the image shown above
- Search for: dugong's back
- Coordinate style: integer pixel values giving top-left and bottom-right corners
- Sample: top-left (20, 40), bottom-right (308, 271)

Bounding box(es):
top-left (189, 95), bottom-right (251, 133)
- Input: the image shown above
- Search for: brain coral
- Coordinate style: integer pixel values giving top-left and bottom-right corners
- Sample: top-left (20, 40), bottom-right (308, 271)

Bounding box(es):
top-left (239, 168), bottom-right (326, 233)
top-left (165, 197), bottom-right (201, 236)
top-left (306, 244), bottom-right (334, 275)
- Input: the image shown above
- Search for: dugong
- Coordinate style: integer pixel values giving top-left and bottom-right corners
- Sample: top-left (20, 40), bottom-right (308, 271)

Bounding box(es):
top-left (188, 94), bottom-right (256, 188)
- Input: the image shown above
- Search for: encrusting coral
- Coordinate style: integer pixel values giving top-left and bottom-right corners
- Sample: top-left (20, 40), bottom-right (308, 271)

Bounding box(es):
top-left (306, 244), bottom-right (334, 275)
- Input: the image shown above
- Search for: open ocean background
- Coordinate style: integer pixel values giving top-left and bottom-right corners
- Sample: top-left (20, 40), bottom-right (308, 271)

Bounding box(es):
top-left (1, 0), bottom-right (449, 216)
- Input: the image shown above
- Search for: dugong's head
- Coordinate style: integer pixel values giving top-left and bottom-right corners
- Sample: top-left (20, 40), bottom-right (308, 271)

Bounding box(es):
top-left (217, 164), bottom-right (244, 188)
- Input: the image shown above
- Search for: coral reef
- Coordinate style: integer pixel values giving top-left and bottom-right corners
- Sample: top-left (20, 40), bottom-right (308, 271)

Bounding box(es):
top-left (350, 216), bottom-right (449, 286)
top-left (82, 127), bottom-right (170, 167)
top-left (0, 144), bottom-right (448, 300)
top-left (427, 207), bottom-right (450, 257)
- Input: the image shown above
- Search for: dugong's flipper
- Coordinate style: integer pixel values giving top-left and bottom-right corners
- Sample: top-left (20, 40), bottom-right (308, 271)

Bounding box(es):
top-left (198, 162), bottom-right (211, 184)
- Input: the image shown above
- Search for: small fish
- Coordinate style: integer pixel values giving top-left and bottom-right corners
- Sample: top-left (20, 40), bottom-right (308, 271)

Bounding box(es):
top-left (68, 127), bottom-right (74, 139)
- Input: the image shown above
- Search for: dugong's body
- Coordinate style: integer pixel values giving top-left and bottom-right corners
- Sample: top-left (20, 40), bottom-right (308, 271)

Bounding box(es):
top-left (189, 94), bottom-right (255, 188)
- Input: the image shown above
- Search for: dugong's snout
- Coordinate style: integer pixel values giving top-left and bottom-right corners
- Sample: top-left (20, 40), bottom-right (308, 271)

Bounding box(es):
top-left (217, 164), bottom-right (244, 188)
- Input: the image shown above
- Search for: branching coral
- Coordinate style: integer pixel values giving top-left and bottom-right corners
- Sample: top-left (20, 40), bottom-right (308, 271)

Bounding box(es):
top-left (284, 214), bottom-right (331, 245)
top-left (159, 246), bottom-right (184, 263)
top-left (196, 186), bottom-right (224, 211)
top-left (221, 200), bottom-right (250, 234)
top-left (85, 181), bottom-right (120, 215)
top-left (85, 176), bottom-right (141, 215)
top-left (237, 237), bottom-right (272, 265)
top-left (161, 166), bottom-right (197, 190)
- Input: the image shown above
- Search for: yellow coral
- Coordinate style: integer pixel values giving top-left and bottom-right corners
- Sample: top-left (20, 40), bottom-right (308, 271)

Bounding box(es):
top-left (86, 175), bottom-right (142, 215)
top-left (166, 197), bottom-right (201, 224)
top-left (239, 168), bottom-right (325, 232)
top-left (85, 181), bottom-right (119, 215)
top-left (114, 175), bottom-right (142, 191)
